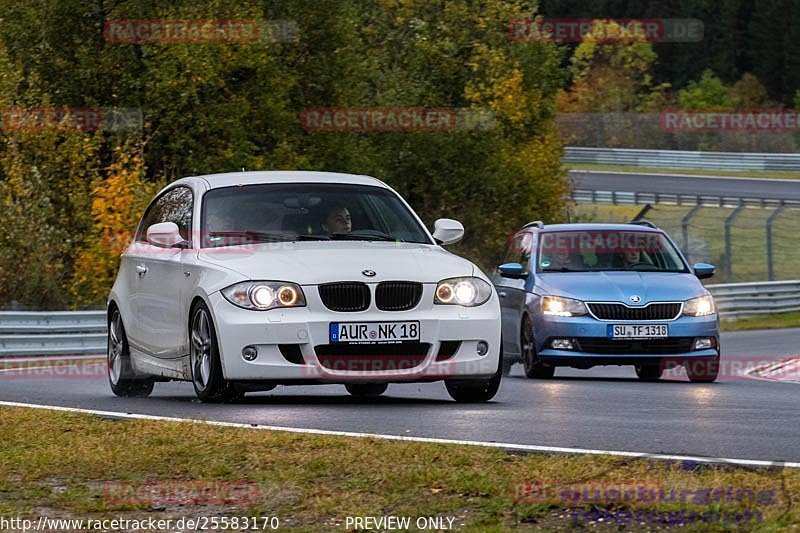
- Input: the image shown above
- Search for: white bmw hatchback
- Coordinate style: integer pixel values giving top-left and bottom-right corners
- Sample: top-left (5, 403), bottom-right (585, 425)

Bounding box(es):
top-left (108, 171), bottom-right (502, 402)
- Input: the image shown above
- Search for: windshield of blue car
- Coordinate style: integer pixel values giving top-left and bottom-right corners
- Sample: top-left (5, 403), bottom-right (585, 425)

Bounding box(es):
top-left (536, 230), bottom-right (689, 273)
top-left (200, 183), bottom-right (433, 248)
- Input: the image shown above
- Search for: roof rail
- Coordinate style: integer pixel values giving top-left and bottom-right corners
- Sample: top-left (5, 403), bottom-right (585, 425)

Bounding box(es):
top-left (522, 220), bottom-right (544, 230)
top-left (629, 220), bottom-right (658, 229)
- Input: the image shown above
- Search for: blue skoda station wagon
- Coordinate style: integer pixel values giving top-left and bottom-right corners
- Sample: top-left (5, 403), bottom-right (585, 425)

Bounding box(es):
top-left (492, 222), bottom-right (720, 382)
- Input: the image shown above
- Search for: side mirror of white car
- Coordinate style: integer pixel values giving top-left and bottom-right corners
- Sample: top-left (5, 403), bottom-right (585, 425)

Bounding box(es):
top-left (432, 218), bottom-right (464, 246)
top-left (147, 222), bottom-right (187, 248)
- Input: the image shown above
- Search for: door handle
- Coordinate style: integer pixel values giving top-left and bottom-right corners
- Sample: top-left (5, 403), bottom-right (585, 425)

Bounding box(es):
top-left (136, 265), bottom-right (148, 276)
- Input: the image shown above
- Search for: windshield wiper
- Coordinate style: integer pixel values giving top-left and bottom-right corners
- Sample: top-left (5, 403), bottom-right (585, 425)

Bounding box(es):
top-left (208, 231), bottom-right (294, 243)
top-left (329, 233), bottom-right (398, 242)
top-left (541, 267), bottom-right (582, 272)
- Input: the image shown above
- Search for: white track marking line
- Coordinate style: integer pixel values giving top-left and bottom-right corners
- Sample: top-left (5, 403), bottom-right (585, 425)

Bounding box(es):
top-left (0, 400), bottom-right (796, 468)
top-left (568, 169), bottom-right (800, 184)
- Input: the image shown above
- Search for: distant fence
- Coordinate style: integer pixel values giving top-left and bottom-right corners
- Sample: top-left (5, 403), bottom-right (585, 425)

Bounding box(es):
top-left (707, 280), bottom-right (800, 320)
top-left (564, 147), bottom-right (800, 172)
top-left (1, 287), bottom-right (797, 357)
top-left (572, 189), bottom-right (800, 208)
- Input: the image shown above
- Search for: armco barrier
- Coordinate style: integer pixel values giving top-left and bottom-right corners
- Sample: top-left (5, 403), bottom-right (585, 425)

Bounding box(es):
top-left (706, 280), bottom-right (800, 320)
top-left (1, 283), bottom-right (798, 357)
top-left (0, 310), bottom-right (106, 356)
top-left (564, 147), bottom-right (800, 172)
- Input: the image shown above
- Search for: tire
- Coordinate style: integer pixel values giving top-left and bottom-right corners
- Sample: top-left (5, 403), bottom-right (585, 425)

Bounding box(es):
top-left (634, 362), bottom-right (663, 381)
top-left (107, 308), bottom-right (155, 397)
top-left (345, 383), bottom-right (388, 397)
top-left (521, 316), bottom-right (555, 379)
top-left (685, 354), bottom-right (720, 383)
top-left (189, 302), bottom-right (243, 402)
top-left (444, 344), bottom-right (503, 403)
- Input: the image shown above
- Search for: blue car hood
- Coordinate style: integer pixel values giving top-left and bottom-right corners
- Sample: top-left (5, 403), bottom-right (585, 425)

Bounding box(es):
top-left (535, 271), bottom-right (706, 303)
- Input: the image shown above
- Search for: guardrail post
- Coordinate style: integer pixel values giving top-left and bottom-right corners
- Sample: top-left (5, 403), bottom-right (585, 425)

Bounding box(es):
top-left (766, 204), bottom-right (786, 281)
top-left (724, 202), bottom-right (745, 282)
top-left (681, 204), bottom-right (703, 260)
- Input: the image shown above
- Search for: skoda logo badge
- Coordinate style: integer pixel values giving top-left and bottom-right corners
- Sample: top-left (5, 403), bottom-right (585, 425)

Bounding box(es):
top-left (629, 295), bottom-right (642, 303)
top-left (362, 270), bottom-right (376, 277)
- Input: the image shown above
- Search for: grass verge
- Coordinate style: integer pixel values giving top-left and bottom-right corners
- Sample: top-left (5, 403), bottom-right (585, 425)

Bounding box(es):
top-left (566, 163), bottom-right (800, 180)
top-left (721, 311), bottom-right (800, 332)
top-left (0, 406), bottom-right (797, 531)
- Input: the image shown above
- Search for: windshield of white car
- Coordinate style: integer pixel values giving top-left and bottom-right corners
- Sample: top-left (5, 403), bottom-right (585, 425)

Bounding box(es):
top-left (536, 230), bottom-right (689, 273)
top-left (200, 183), bottom-right (433, 248)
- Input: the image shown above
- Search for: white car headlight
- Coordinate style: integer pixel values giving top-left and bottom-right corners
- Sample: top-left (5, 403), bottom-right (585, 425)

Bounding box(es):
top-left (222, 281), bottom-right (306, 311)
top-left (683, 295), bottom-right (715, 317)
top-left (435, 277), bottom-right (492, 307)
top-left (541, 296), bottom-right (588, 317)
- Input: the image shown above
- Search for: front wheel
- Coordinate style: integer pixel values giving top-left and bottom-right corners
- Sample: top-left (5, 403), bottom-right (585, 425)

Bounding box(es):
top-left (190, 303), bottom-right (243, 402)
top-left (445, 347), bottom-right (502, 403)
top-left (107, 308), bottom-right (155, 397)
top-left (685, 355), bottom-right (720, 383)
top-left (345, 383), bottom-right (388, 397)
top-left (521, 316), bottom-right (554, 379)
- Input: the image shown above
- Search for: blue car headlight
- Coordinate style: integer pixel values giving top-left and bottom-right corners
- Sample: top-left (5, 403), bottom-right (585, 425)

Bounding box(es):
top-left (541, 296), bottom-right (588, 317)
top-left (683, 295), bottom-right (716, 317)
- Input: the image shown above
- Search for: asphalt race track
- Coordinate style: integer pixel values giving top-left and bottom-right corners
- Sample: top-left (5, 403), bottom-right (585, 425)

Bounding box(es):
top-left (1, 328), bottom-right (798, 464)
top-left (570, 171), bottom-right (800, 202)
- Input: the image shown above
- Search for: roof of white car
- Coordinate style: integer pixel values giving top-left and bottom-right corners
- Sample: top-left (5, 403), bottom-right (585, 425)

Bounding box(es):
top-left (185, 171), bottom-right (387, 189)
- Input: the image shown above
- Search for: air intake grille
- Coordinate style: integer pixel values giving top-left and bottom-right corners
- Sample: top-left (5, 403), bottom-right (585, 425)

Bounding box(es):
top-left (318, 282), bottom-right (370, 312)
top-left (375, 282), bottom-right (423, 311)
top-left (574, 337), bottom-right (695, 355)
top-left (314, 343), bottom-right (431, 371)
top-left (587, 303), bottom-right (681, 321)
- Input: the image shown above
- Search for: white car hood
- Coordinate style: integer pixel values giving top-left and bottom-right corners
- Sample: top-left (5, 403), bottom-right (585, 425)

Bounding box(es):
top-left (197, 241), bottom-right (476, 284)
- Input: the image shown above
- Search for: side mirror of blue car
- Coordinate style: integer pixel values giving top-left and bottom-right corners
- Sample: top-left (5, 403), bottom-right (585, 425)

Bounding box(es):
top-left (693, 263), bottom-right (715, 279)
top-left (498, 262), bottom-right (527, 279)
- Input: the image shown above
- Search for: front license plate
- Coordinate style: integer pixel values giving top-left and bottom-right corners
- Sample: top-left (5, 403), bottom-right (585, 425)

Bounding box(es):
top-left (330, 321), bottom-right (420, 344)
top-left (608, 324), bottom-right (669, 339)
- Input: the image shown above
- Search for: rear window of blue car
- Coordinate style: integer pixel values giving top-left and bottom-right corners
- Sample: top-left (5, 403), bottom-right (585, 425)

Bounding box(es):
top-left (537, 230), bottom-right (689, 273)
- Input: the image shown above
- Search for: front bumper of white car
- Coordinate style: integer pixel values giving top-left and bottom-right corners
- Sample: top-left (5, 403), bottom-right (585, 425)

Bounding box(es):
top-left (207, 284), bottom-right (501, 383)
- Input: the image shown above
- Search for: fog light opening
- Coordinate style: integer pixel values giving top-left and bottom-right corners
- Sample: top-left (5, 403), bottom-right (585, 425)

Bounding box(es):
top-left (551, 338), bottom-right (575, 350)
top-left (476, 341), bottom-right (489, 356)
top-left (693, 338), bottom-right (715, 350)
top-left (242, 345), bottom-right (258, 361)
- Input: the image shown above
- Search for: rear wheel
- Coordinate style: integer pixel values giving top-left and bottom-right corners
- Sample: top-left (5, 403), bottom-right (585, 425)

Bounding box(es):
top-left (190, 303), bottom-right (243, 402)
top-left (634, 362), bottom-right (663, 381)
top-left (345, 383), bottom-right (388, 397)
top-left (521, 316), bottom-right (555, 379)
top-left (445, 344), bottom-right (503, 403)
top-left (107, 308), bottom-right (155, 397)
top-left (685, 355), bottom-right (720, 383)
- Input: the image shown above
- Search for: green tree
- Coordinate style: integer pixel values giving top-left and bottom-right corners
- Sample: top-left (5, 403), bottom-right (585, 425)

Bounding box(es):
top-left (678, 69), bottom-right (734, 109)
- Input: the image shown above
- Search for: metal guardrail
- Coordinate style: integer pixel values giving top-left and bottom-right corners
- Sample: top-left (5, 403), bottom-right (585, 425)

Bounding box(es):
top-left (571, 189), bottom-right (800, 208)
top-left (706, 281), bottom-right (800, 320)
top-left (564, 147), bottom-right (800, 172)
top-left (0, 311), bottom-right (106, 356)
top-left (0, 283), bottom-right (796, 356)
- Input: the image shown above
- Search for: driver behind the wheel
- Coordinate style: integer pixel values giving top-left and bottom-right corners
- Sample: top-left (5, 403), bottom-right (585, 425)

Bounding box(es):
top-left (617, 247), bottom-right (652, 269)
top-left (321, 206), bottom-right (352, 236)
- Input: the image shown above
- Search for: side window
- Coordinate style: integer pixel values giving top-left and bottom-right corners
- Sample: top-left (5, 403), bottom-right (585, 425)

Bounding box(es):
top-left (502, 232), bottom-right (532, 267)
top-left (136, 187), bottom-right (194, 244)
